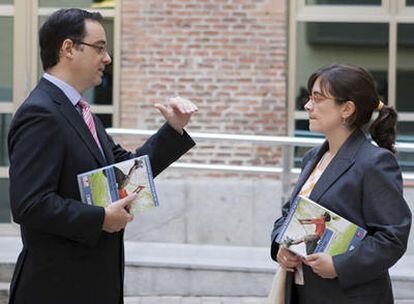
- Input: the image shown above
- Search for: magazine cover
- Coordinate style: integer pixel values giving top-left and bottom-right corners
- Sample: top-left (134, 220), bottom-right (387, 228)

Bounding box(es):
top-left (276, 195), bottom-right (366, 257)
top-left (77, 155), bottom-right (159, 215)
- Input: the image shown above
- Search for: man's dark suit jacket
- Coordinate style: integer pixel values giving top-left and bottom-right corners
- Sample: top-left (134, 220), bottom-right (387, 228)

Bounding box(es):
top-left (271, 129), bottom-right (412, 304)
top-left (8, 78), bottom-right (195, 304)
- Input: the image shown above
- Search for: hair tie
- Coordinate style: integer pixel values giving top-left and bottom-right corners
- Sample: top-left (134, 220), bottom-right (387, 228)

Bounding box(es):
top-left (377, 101), bottom-right (384, 111)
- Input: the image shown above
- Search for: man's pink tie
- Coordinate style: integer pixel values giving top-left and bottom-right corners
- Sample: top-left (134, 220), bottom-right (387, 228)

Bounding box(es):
top-left (78, 98), bottom-right (103, 151)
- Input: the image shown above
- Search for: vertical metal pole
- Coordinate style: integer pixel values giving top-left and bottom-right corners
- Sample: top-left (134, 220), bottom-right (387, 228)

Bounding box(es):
top-left (281, 144), bottom-right (293, 209)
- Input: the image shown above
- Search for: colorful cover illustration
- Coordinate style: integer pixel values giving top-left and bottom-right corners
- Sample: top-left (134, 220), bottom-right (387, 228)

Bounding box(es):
top-left (276, 195), bottom-right (366, 257)
top-left (77, 155), bottom-right (159, 215)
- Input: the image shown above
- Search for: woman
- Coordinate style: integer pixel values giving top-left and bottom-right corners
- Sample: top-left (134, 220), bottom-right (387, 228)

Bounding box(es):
top-left (270, 64), bottom-right (412, 304)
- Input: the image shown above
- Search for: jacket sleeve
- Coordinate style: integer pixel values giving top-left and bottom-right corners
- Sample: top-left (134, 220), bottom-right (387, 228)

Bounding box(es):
top-left (333, 150), bottom-right (412, 289)
top-left (9, 104), bottom-right (104, 247)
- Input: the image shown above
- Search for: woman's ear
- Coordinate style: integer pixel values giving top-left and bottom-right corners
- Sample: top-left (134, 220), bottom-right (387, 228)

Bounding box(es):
top-left (342, 100), bottom-right (356, 120)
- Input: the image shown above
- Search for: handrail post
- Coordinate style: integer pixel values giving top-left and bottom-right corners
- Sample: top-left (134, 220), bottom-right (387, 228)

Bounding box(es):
top-left (281, 145), bottom-right (293, 208)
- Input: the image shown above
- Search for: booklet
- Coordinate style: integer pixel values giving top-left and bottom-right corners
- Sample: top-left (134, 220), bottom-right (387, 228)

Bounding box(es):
top-left (77, 155), bottom-right (159, 215)
top-left (275, 195), bottom-right (366, 257)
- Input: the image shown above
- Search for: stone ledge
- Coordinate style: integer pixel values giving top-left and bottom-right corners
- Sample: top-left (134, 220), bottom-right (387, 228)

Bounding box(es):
top-left (1, 236), bottom-right (413, 278)
top-left (1, 237), bottom-right (413, 297)
top-left (125, 242), bottom-right (275, 273)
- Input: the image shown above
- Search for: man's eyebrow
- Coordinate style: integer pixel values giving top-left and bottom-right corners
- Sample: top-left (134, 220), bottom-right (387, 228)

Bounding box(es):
top-left (93, 39), bottom-right (107, 45)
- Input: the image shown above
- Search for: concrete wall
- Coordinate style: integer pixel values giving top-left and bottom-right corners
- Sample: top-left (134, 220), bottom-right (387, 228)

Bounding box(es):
top-left (125, 179), bottom-right (414, 254)
top-left (125, 179), bottom-right (282, 247)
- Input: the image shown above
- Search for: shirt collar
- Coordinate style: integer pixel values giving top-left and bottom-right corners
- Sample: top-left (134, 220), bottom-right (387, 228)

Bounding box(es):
top-left (43, 73), bottom-right (81, 107)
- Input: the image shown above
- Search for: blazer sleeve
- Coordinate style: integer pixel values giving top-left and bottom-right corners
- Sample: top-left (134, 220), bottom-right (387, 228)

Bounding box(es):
top-left (108, 122), bottom-right (196, 177)
top-left (8, 104), bottom-right (104, 247)
top-left (333, 150), bottom-right (412, 289)
top-left (270, 147), bottom-right (318, 261)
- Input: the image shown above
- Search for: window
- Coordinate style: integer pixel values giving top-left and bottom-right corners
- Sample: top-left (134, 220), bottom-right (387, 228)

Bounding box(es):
top-left (0, 1), bottom-right (13, 224)
top-left (305, 0), bottom-right (381, 5)
top-left (0, 0), bottom-right (119, 225)
top-left (0, 16), bottom-right (13, 102)
top-left (289, 1), bottom-right (414, 171)
top-left (0, 178), bottom-right (10, 222)
top-left (37, 0), bottom-right (117, 122)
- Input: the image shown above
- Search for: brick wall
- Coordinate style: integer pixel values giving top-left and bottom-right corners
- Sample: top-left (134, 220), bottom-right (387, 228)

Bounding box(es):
top-left (119, 0), bottom-right (287, 178)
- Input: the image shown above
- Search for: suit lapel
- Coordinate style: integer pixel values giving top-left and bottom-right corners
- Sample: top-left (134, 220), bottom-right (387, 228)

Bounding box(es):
top-left (309, 129), bottom-right (366, 202)
top-left (39, 78), bottom-right (106, 166)
top-left (94, 117), bottom-right (114, 164)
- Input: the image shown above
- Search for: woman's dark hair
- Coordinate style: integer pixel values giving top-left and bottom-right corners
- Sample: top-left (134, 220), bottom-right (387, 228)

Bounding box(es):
top-left (39, 8), bottom-right (103, 71)
top-left (307, 63), bottom-right (397, 153)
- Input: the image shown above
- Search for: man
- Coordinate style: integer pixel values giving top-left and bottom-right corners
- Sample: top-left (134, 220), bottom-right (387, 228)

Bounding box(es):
top-left (8, 8), bottom-right (196, 304)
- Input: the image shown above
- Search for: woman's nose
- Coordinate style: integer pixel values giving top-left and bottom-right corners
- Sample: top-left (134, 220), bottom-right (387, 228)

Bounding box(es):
top-left (304, 99), bottom-right (313, 111)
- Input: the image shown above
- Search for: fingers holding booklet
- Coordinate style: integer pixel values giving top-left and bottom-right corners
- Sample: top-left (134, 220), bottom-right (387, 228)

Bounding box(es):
top-left (102, 193), bottom-right (137, 233)
top-left (77, 155), bottom-right (160, 233)
top-left (276, 246), bottom-right (302, 272)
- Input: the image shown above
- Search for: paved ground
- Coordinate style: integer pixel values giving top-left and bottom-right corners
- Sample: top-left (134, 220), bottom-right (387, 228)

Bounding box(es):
top-left (123, 297), bottom-right (414, 304)
top-left (0, 295), bottom-right (266, 304)
top-left (125, 297), bottom-right (266, 304)
top-left (0, 295), bottom-right (413, 303)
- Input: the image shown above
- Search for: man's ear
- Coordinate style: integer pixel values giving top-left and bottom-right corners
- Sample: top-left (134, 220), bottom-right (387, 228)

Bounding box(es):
top-left (60, 39), bottom-right (76, 59)
top-left (342, 100), bottom-right (356, 120)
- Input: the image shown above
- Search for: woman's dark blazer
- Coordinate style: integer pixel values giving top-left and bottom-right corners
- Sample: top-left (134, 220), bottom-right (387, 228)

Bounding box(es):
top-left (271, 129), bottom-right (412, 304)
top-left (8, 78), bottom-right (195, 304)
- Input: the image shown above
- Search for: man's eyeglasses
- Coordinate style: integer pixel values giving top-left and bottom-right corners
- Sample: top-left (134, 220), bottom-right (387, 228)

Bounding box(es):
top-left (76, 41), bottom-right (108, 55)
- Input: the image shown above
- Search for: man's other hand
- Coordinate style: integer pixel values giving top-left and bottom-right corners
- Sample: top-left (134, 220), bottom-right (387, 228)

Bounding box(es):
top-left (155, 96), bottom-right (198, 134)
top-left (102, 194), bottom-right (136, 233)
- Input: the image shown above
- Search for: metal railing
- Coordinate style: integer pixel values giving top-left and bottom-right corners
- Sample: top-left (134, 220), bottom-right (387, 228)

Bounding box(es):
top-left (107, 128), bottom-right (414, 203)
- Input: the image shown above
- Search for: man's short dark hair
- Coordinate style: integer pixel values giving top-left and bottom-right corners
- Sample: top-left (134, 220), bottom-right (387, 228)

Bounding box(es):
top-left (39, 8), bottom-right (103, 71)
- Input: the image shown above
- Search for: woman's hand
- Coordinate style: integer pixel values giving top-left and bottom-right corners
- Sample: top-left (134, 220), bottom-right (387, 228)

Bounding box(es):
top-left (303, 253), bottom-right (337, 279)
top-left (277, 246), bottom-right (302, 272)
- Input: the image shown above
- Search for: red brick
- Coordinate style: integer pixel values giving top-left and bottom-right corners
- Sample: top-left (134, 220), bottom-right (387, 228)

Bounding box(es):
top-left (120, 0), bottom-right (287, 179)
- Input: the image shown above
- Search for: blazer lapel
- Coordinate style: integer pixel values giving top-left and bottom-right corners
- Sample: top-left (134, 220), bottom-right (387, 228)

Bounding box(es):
top-left (39, 78), bottom-right (106, 166)
top-left (309, 129), bottom-right (366, 202)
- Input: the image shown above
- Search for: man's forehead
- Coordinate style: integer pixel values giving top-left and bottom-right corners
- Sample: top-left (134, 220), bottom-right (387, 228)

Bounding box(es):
top-left (84, 20), bottom-right (107, 42)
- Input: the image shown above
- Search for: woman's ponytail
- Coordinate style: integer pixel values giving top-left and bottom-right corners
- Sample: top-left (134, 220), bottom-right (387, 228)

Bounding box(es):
top-left (369, 105), bottom-right (398, 153)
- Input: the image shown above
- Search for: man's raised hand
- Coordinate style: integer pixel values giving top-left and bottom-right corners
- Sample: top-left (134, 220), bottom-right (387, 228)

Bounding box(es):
top-left (155, 96), bottom-right (198, 134)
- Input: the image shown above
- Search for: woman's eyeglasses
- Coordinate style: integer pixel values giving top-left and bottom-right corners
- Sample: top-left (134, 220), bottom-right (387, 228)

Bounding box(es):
top-left (307, 92), bottom-right (330, 104)
top-left (300, 92), bottom-right (333, 108)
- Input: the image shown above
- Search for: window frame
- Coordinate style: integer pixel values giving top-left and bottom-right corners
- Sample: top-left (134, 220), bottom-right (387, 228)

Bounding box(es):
top-left (288, 0), bottom-right (414, 135)
top-left (0, 0), bottom-right (120, 229)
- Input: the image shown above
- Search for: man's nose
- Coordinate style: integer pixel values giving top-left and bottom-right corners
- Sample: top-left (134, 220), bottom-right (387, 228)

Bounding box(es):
top-left (103, 51), bottom-right (112, 65)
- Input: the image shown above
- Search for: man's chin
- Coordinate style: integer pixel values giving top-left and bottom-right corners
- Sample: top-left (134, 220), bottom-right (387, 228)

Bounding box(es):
top-left (94, 77), bottom-right (103, 87)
